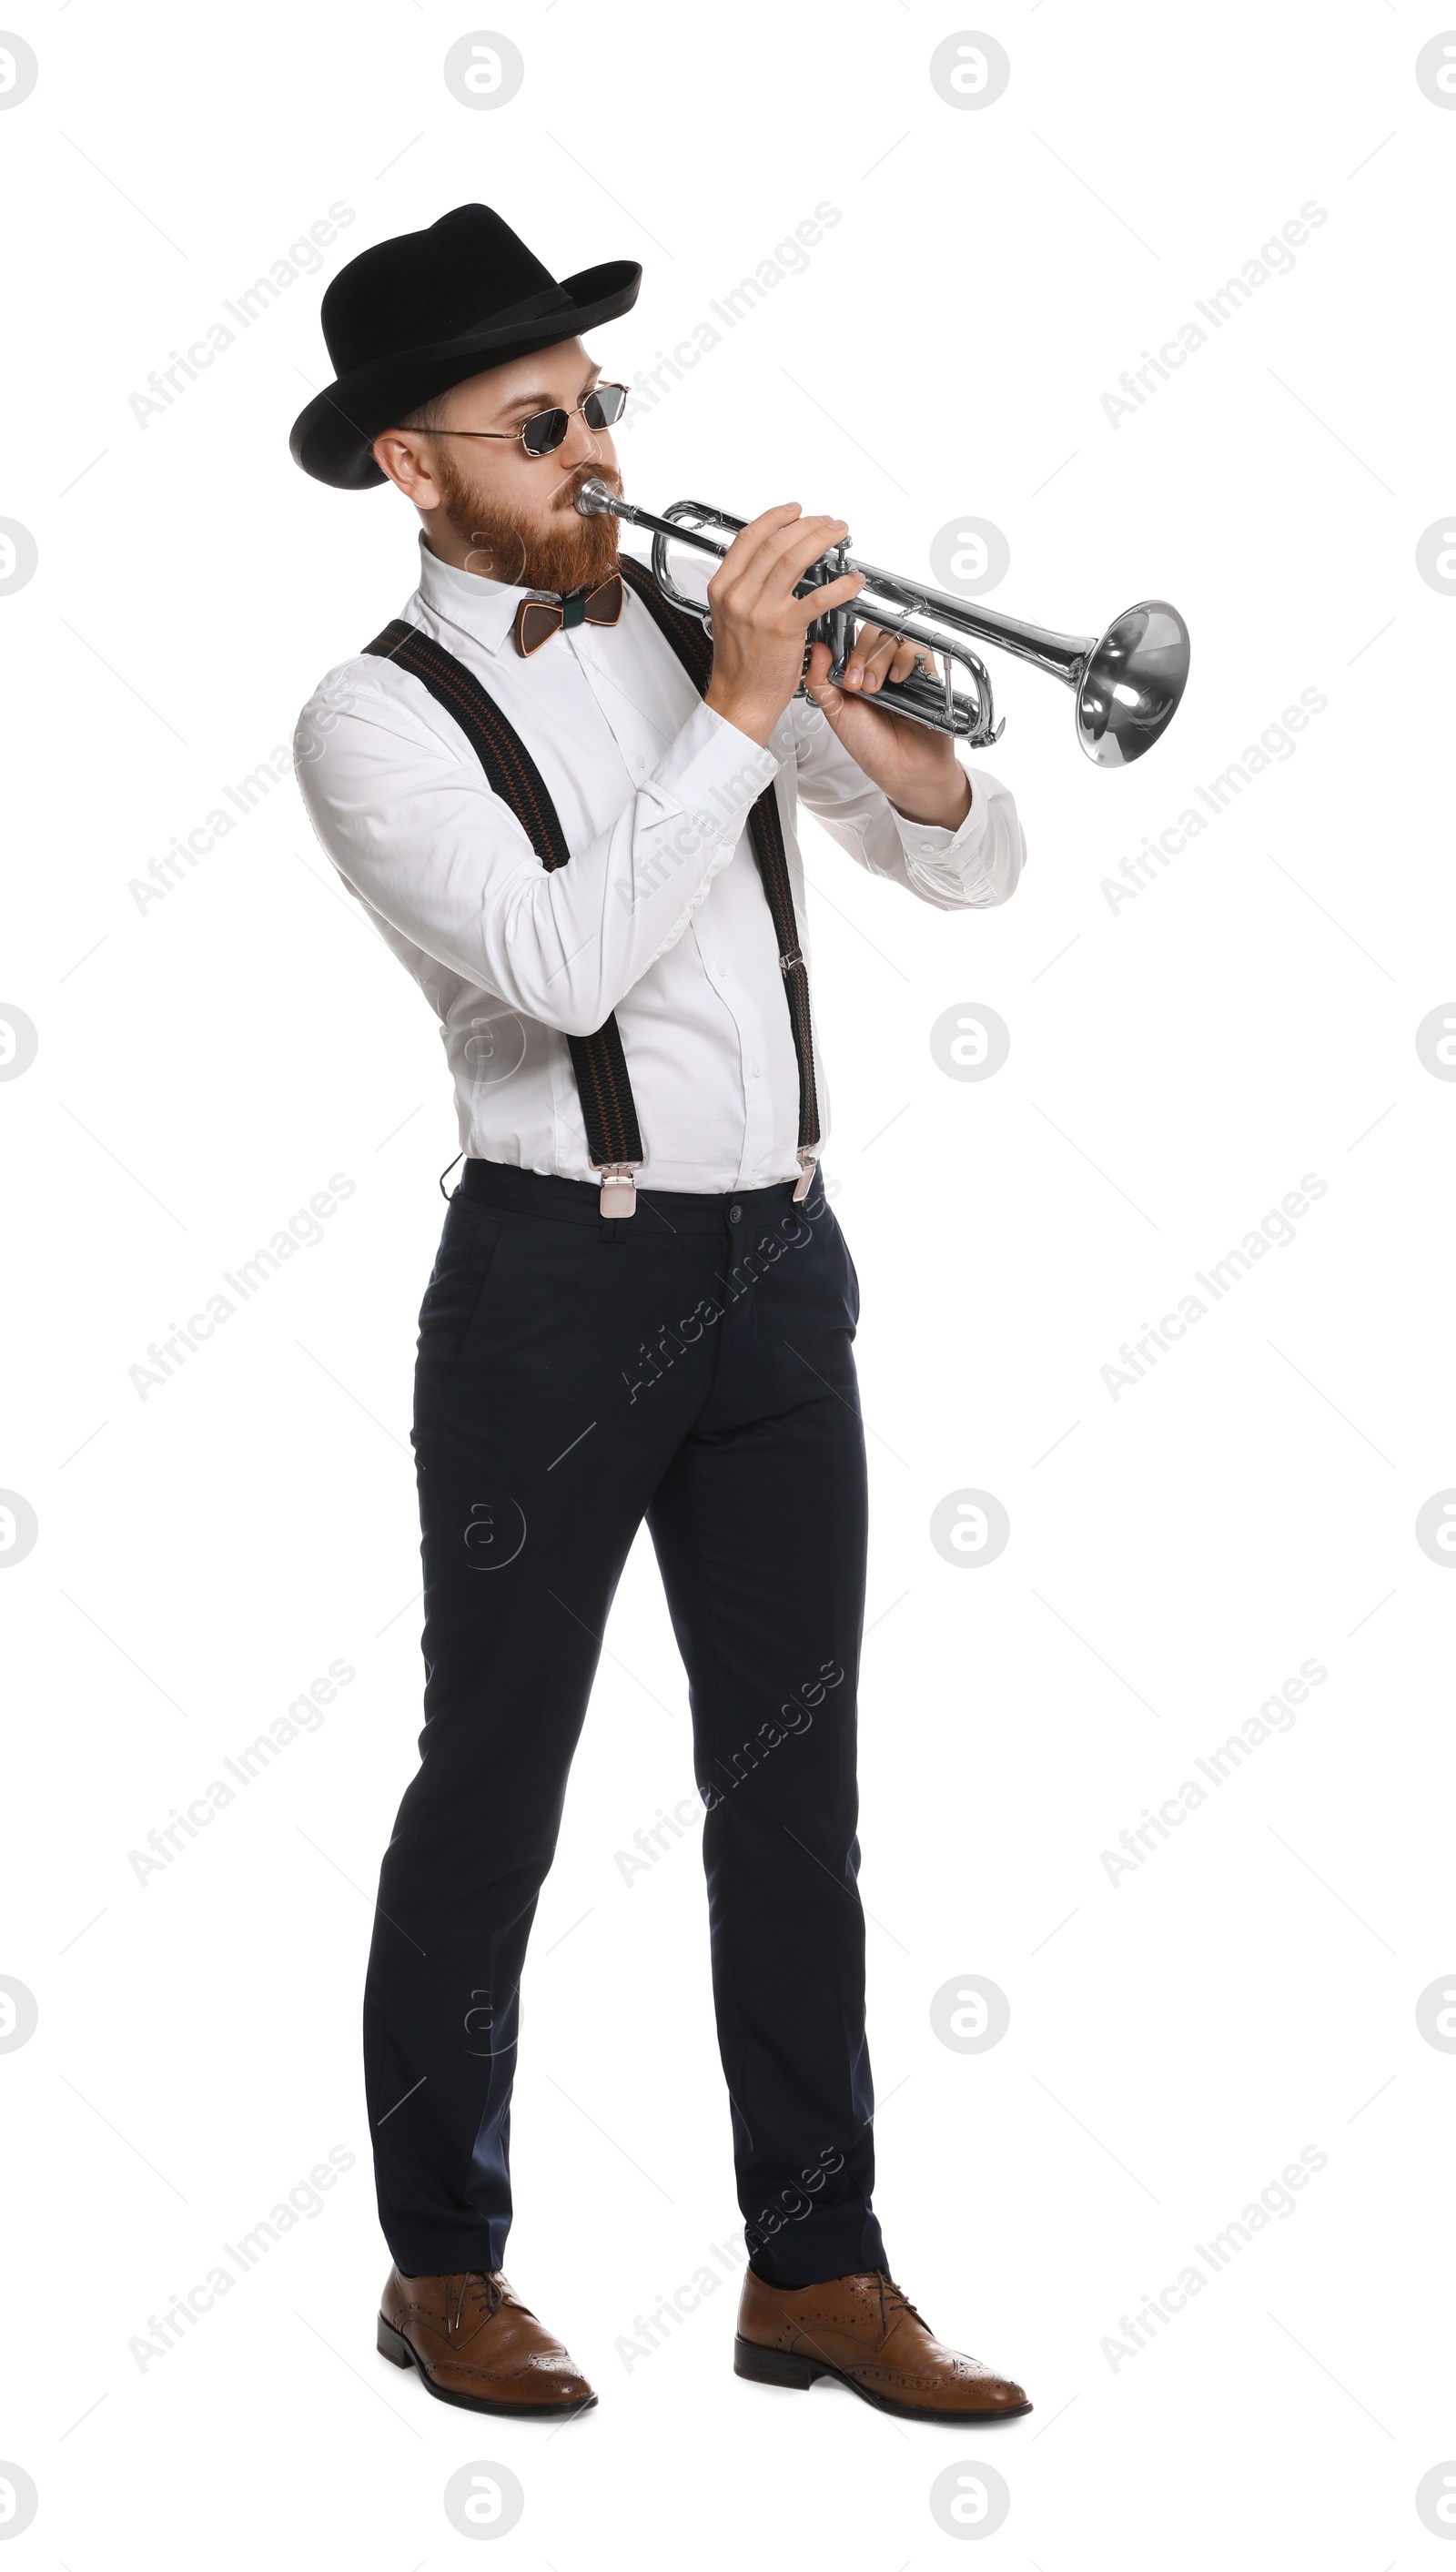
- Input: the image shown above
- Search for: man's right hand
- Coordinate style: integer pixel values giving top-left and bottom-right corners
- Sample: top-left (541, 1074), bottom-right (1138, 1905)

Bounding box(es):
top-left (703, 505), bottom-right (866, 746)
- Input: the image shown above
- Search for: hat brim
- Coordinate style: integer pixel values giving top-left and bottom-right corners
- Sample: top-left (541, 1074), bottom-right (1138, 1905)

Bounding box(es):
top-left (289, 258), bottom-right (642, 490)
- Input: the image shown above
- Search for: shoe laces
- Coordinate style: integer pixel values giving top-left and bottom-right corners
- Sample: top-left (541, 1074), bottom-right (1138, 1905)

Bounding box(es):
top-left (449, 2271), bottom-right (505, 2335)
top-left (874, 2270), bottom-right (926, 2332)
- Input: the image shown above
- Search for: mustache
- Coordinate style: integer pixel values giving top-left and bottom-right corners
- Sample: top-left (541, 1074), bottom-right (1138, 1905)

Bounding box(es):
top-left (555, 460), bottom-right (621, 511)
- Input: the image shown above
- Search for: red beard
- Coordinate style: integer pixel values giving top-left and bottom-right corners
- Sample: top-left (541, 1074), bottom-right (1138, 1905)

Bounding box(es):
top-left (432, 452), bottom-right (622, 593)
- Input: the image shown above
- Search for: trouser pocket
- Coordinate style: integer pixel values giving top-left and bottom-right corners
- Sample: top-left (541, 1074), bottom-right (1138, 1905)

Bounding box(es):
top-left (412, 1201), bottom-right (507, 1448)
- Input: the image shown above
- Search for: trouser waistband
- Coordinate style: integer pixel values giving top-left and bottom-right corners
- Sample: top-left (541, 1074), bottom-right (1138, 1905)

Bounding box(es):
top-left (457, 1155), bottom-right (824, 1234)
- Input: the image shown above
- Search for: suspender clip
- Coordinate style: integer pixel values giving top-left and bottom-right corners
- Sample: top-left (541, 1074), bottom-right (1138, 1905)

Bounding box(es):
top-left (598, 1163), bottom-right (642, 1219)
top-left (793, 1149), bottom-right (818, 1202)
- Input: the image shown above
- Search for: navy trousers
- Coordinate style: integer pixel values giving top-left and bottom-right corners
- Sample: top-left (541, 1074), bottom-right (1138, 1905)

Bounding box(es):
top-left (362, 1156), bottom-right (887, 2287)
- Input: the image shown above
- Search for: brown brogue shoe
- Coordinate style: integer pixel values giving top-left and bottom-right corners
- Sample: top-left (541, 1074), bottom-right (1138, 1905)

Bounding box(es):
top-left (734, 2266), bottom-right (1030, 2423)
top-left (378, 2266), bottom-right (596, 2416)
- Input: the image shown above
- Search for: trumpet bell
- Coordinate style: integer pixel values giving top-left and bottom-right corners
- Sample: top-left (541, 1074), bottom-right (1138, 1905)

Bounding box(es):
top-left (1076, 601), bottom-right (1191, 768)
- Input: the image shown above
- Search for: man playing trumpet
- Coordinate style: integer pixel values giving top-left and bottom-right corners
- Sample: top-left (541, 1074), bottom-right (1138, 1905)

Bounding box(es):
top-left (293, 201), bottom-right (1028, 2424)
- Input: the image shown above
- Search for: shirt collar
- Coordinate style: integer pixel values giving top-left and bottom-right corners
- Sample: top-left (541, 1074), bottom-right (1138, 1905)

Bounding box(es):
top-left (413, 533), bottom-right (549, 661)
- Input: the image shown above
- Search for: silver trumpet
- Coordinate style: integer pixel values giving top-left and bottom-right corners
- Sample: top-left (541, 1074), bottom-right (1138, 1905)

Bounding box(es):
top-left (576, 478), bottom-right (1189, 767)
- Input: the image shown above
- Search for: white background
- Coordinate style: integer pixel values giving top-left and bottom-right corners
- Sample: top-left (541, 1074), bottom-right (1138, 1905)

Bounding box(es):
top-left (3, 2), bottom-right (1454, 2563)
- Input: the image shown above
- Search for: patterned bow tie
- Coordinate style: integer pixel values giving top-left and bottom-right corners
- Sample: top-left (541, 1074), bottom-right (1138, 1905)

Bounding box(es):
top-left (512, 573), bottom-right (623, 658)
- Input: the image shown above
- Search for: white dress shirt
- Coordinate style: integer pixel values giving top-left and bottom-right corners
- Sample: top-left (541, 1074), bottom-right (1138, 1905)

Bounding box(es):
top-left (294, 533), bottom-right (1026, 1193)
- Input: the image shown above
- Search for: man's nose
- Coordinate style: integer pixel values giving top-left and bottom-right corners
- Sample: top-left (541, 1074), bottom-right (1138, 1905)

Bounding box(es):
top-left (555, 408), bottom-right (603, 476)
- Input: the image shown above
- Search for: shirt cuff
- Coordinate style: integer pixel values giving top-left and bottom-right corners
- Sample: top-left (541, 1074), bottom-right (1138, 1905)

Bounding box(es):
top-left (890, 774), bottom-right (976, 863)
top-left (890, 762), bottom-right (1018, 899)
top-left (650, 697), bottom-right (780, 843)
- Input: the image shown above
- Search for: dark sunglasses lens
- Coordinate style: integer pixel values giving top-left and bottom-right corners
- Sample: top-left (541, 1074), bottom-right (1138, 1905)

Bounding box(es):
top-left (521, 409), bottom-right (570, 456)
top-left (583, 385), bottom-right (628, 429)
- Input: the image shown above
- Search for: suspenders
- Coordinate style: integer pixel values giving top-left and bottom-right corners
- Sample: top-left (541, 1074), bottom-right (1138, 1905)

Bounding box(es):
top-left (362, 560), bottom-right (820, 1218)
top-left (361, 615), bottom-right (645, 1200)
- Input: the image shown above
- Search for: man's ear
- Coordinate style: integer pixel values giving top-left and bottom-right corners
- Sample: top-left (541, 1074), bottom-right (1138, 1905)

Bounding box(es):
top-left (373, 429), bottom-right (442, 507)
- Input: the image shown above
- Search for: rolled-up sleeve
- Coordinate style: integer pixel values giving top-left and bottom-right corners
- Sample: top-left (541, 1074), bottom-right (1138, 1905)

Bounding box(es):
top-left (789, 695), bottom-right (1027, 910)
top-left (294, 669), bottom-right (779, 1037)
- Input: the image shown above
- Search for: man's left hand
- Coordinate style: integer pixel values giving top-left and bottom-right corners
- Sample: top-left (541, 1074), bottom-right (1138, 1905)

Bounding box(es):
top-left (804, 627), bottom-right (972, 830)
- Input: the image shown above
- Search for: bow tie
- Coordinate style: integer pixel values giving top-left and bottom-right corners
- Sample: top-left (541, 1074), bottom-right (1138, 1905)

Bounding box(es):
top-left (512, 573), bottom-right (623, 658)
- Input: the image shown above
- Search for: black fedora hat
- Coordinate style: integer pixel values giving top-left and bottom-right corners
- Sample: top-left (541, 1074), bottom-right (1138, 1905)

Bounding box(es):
top-left (290, 203), bottom-right (641, 491)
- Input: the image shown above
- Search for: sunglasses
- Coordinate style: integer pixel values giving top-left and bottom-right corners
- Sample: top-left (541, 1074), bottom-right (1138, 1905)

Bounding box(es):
top-left (425, 381), bottom-right (630, 460)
